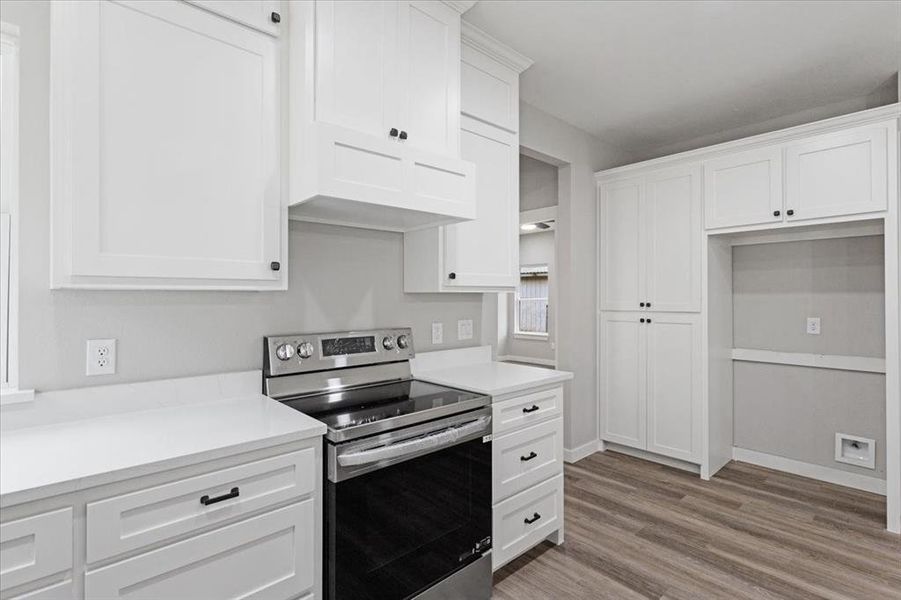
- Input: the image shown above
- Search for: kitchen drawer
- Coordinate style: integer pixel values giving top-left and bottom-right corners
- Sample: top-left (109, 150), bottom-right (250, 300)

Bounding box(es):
top-left (492, 386), bottom-right (563, 435)
top-left (0, 508), bottom-right (73, 591)
top-left (87, 447), bottom-right (316, 562)
top-left (492, 474), bottom-right (563, 570)
top-left (493, 417), bottom-right (563, 502)
top-left (85, 500), bottom-right (315, 600)
top-left (8, 579), bottom-right (75, 600)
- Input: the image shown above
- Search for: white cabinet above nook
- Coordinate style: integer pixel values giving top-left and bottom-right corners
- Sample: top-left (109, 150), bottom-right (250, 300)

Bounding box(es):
top-left (289, 1), bottom-right (477, 232)
top-left (404, 23), bottom-right (532, 292)
top-left (50, 0), bottom-right (285, 290)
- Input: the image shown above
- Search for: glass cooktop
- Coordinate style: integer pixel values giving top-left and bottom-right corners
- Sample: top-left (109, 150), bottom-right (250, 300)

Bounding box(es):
top-left (279, 379), bottom-right (489, 443)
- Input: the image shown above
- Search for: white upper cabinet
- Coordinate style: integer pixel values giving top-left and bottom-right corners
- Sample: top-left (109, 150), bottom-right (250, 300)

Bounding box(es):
top-left (290, 1), bottom-right (475, 232)
top-left (703, 146), bottom-right (783, 230)
top-left (186, 0), bottom-right (282, 35)
top-left (785, 123), bottom-right (889, 221)
top-left (404, 23), bottom-right (532, 292)
top-left (599, 165), bottom-right (700, 312)
top-left (50, 0), bottom-right (284, 290)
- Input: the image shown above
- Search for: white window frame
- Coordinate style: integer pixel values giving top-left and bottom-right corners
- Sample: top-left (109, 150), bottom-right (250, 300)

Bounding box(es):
top-left (1, 22), bottom-right (30, 404)
top-left (514, 264), bottom-right (549, 339)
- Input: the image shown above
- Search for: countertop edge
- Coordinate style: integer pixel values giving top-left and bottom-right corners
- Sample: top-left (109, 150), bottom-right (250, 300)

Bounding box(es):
top-left (415, 370), bottom-right (573, 397)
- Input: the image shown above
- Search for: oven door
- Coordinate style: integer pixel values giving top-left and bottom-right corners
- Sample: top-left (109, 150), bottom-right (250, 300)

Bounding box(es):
top-left (325, 409), bottom-right (492, 600)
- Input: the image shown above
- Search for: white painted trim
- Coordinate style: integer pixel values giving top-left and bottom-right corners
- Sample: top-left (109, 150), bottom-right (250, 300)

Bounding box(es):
top-left (520, 206), bottom-right (557, 224)
top-left (0, 388), bottom-right (34, 406)
top-left (563, 440), bottom-right (599, 464)
top-left (596, 104), bottom-right (901, 181)
top-left (732, 447), bottom-right (886, 495)
top-left (512, 332), bottom-right (549, 341)
top-left (603, 442), bottom-right (701, 474)
top-left (461, 21), bottom-right (533, 73)
top-left (731, 348), bottom-right (886, 374)
top-left (496, 354), bottom-right (556, 368)
top-left (443, 1), bottom-right (477, 15)
top-left (726, 219), bottom-right (884, 247)
top-left (1, 23), bottom-right (20, 392)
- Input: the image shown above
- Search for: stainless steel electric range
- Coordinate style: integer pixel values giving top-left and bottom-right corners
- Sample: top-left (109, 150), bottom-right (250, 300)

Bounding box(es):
top-left (263, 328), bottom-right (493, 600)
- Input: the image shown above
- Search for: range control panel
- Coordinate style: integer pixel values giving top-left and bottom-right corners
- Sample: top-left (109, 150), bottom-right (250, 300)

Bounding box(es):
top-left (264, 328), bottom-right (414, 376)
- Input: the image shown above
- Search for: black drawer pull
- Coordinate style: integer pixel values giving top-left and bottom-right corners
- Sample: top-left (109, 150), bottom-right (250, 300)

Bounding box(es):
top-left (520, 451), bottom-right (538, 462)
top-left (522, 405), bottom-right (540, 414)
top-left (524, 512), bottom-right (541, 525)
top-left (200, 487), bottom-right (239, 506)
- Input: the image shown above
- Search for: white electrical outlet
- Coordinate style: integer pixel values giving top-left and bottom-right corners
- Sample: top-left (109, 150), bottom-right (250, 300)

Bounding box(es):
top-left (431, 322), bottom-right (444, 345)
top-left (457, 319), bottom-right (473, 341)
top-left (86, 339), bottom-right (117, 376)
top-left (806, 317), bottom-right (821, 335)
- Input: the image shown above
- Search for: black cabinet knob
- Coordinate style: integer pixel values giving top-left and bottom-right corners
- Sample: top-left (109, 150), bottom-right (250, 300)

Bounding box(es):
top-left (639, 302), bottom-right (645, 307)
top-left (647, 318), bottom-right (652, 323)
top-left (640, 318), bottom-right (646, 323)
top-left (389, 128), bottom-right (399, 138)
top-left (448, 272), bottom-right (456, 280)
top-left (270, 11), bottom-right (281, 23)
top-left (646, 302), bottom-right (651, 308)
top-left (270, 261), bottom-right (280, 271)
top-left (786, 209), bottom-right (794, 216)
top-left (399, 130), bottom-right (408, 140)
top-left (773, 210), bottom-right (780, 217)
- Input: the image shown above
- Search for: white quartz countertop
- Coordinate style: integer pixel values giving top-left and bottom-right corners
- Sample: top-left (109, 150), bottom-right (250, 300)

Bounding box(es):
top-left (412, 347), bottom-right (573, 397)
top-left (0, 371), bottom-right (325, 506)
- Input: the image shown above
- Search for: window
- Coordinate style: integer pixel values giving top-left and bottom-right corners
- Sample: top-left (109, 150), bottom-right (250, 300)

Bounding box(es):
top-left (515, 265), bottom-right (549, 337)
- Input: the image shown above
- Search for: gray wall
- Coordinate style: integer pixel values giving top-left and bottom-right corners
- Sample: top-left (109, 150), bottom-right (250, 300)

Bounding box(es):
top-left (5, 1), bottom-right (482, 392)
top-left (507, 231), bottom-right (556, 362)
top-left (519, 154), bottom-right (558, 211)
top-left (732, 237), bottom-right (886, 479)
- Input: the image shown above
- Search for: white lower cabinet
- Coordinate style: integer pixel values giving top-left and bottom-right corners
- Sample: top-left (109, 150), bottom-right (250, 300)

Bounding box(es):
top-left (0, 440), bottom-right (321, 600)
top-left (85, 501), bottom-right (314, 600)
top-left (490, 385), bottom-right (564, 571)
top-left (599, 312), bottom-right (702, 464)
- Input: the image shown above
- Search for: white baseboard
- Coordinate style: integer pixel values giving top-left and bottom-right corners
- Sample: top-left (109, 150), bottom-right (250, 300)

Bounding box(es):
top-left (564, 440), bottom-right (599, 463)
top-left (732, 447), bottom-right (886, 496)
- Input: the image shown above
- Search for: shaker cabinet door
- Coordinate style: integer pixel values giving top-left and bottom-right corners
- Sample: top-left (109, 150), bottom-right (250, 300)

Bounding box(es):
top-left (703, 146), bottom-right (783, 229)
top-left (599, 178), bottom-right (644, 311)
top-left (51, 0), bottom-right (282, 288)
top-left (599, 313), bottom-right (647, 449)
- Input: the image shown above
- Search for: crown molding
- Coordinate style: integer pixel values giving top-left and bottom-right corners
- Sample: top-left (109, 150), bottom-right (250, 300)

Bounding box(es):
top-left (462, 21), bottom-right (533, 73)
top-left (442, 1), bottom-right (477, 14)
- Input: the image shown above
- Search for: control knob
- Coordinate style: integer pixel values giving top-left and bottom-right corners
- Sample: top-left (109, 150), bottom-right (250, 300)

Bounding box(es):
top-left (297, 341), bottom-right (315, 359)
top-left (396, 335), bottom-right (409, 349)
top-left (275, 343), bottom-right (296, 361)
top-left (382, 336), bottom-right (395, 350)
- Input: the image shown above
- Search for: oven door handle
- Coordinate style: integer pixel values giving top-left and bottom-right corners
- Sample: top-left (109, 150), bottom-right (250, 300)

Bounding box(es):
top-left (337, 416), bottom-right (491, 467)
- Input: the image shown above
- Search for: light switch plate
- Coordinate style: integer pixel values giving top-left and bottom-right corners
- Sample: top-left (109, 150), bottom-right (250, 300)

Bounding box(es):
top-left (457, 319), bottom-right (473, 341)
top-left (431, 322), bottom-right (443, 345)
top-left (806, 317), bottom-right (821, 335)
top-left (86, 338), bottom-right (117, 376)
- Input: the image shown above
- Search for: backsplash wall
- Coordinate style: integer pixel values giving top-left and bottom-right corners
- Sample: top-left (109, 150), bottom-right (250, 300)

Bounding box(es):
top-left (8, 1), bottom-right (482, 392)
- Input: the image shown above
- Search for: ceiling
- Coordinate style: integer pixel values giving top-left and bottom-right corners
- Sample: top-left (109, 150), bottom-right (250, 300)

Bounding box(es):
top-left (464, 1), bottom-right (901, 158)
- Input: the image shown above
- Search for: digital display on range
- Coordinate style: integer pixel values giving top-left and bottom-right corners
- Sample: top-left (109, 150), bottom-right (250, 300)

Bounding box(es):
top-left (321, 336), bottom-right (376, 357)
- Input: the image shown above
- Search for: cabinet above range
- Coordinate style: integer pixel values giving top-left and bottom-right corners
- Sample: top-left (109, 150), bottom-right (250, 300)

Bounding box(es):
top-left (288, 1), bottom-right (478, 232)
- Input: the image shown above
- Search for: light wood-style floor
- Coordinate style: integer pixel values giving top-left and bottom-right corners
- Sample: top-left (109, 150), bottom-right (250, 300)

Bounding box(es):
top-left (493, 451), bottom-right (901, 600)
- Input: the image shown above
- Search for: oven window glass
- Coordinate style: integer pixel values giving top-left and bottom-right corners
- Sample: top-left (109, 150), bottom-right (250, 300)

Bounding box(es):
top-left (326, 437), bottom-right (491, 600)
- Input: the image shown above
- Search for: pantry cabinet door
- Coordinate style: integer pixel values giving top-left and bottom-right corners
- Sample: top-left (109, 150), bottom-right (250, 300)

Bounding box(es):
top-left (52, 0), bottom-right (281, 286)
top-left (785, 122), bottom-right (890, 221)
top-left (703, 146), bottom-right (783, 229)
top-left (645, 314), bottom-right (701, 463)
top-left (645, 166), bottom-right (701, 312)
top-left (396, 1), bottom-right (461, 156)
top-left (443, 119), bottom-right (518, 289)
top-left (186, 0), bottom-right (281, 35)
top-left (599, 313), bottom-right (647, 449)
top-left (599, 178), bottom-right (645, 311)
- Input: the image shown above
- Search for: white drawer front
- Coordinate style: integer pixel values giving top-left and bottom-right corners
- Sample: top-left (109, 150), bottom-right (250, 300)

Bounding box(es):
top-left (8, 579), bottom-right (75, 600)
top-left (85, 500), bottom-right (315, 600)
top-left (492, 474), bottom-right (563, 570)
top-left (492, 386), bottom-right (563, 435)
top-left (493, 417), bottom-right (563, 502)
top-left (0, 508), bottom-right (73, 591)
top-left (87, 448), bottom-right (316, 562)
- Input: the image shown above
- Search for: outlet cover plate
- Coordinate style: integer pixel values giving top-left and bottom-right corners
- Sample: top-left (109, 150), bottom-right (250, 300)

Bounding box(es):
top-left (431, 322), bottom-right (443, 345)
top-left (457, 319), bottom-right (473, 341)
top-left (806, 317), bottom-right (821, 335)
top-left (86, 338), bottom-right (117, 376)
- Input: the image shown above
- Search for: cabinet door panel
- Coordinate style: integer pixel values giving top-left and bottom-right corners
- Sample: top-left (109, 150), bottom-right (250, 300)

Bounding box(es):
top-left (315, 0), bottom-right (397, 138)
top-left (599, 178), bottom-right (644, 311)
top-left (785, 123), bottom-right (890, 221)
top-left (186, 0), bottom-right (281, 35)
top-left (444, 119), bottom-right (517, 288)
top-left (646, 314), bottom-right (701, 463)
top-left (646, 167), bottom-right (700, 312)
top-left (55, 0), bottom-right (280, 283)
top-left (397, 1), bottom-right (460, 156)
top-left (704, 146), bottom-right (782, 229)
top-left (599, 314), bottom-right (646, 448)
